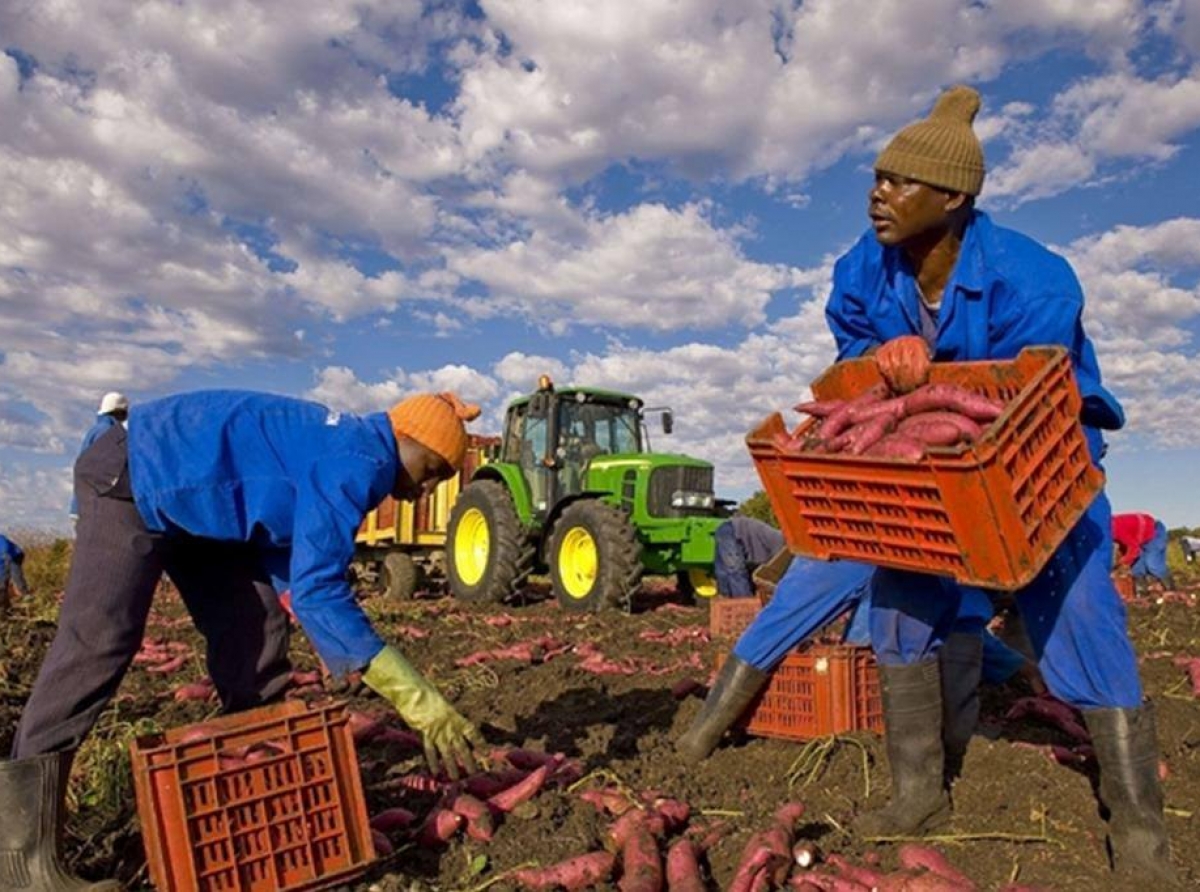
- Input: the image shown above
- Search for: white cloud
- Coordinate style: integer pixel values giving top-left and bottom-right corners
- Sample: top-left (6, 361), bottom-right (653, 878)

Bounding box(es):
top-left (447, 202), bottom-right (800, 332)
top-left (0, 463), bottom-right (73, 533)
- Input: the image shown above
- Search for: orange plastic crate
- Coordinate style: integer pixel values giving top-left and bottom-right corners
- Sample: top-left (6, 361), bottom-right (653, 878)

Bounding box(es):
top-left (718, 644), bottom-right (882, 740)
top-left (710, 597), bottom-right (763, 638)
top-left (1112, 572), bottom-right (1135, 601)
top-left (746, 347), bottom-right (1103, 591)
top-left (130, 701), bottom-right (375, 892)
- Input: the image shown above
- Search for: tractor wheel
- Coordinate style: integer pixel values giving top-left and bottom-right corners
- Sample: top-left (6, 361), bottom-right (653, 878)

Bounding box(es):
top-left (549, 500), bottom-right (641, 612)
top-left (448, 480), bottom-right (526, 604)
top-left (382, 552), bottom-right (421, 601)
top-left (676, 568), bottom-right (718, 606)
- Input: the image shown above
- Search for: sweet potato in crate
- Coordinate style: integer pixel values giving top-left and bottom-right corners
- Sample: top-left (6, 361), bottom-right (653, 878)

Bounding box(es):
top-left (130, 701), bottom-right (375, 892)
top-left (746, 346), bottom-right (1102, 591)
top-left (717, 644), bottom-right (882, 740)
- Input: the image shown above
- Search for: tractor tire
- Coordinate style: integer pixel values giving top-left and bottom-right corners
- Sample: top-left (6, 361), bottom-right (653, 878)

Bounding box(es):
top-left (549, 500), bottom-right (642, 612)
top-left (448, 480), bottom-right (526, 604)
top-left (382, 552), bottom-right (421, 601)
top-left (676, 568), bottom-right (718, 607)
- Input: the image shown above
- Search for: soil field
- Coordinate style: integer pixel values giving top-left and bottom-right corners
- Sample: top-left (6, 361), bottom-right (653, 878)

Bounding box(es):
top-left (1, 578), bottom-right (1197, 891)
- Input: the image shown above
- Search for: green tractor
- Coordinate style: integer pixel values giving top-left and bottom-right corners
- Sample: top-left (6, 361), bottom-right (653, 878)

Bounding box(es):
top-left (447, 376), bottom-right (727, 611)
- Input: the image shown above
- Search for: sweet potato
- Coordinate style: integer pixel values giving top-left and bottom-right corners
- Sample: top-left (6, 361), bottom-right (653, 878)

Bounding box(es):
top-left (176, 724), bottom-right (220, 745)
top-left (897, 410), bottom-right (983, 441)
top-left (895, 418), bottom-right (966, 448)
top-left (646, 797), bottom-right (690, 833)
top-left (145, 654), bottom-right (188, 674)
top-left (370, 828), bottom-right (394, 856)
top-left (416, 807), bottom-right (463, 846)
top-left (794, 399), bottom-right (846, 418)
top-left (347, 710), bottom-right (385, 744)
top-left (581, 788), bottom-right (636, 817)
top-left (827, 414), bottom-right (894, 456)
top-left (463, 767), bottom-right (530, 799)
top-left (448, 792), bottom-right (495, 842)
top-left (845, 395), bottom-right (908, 426)
top-left (619, 823), bottom-right (663, 892)
top-left (504, 748), bottom-right (562, 770)
top-left (825, 854), bottom-right (888, 888)
top-left (896, 845), bottom-right (975, 889)
top-left (1005, 695), bottom-right (1090, 743)
top-left (817, 384), bottom-right (889, 441)
top-left (608, 809), bottom-right (666, 852)
top-left (1172, 655), bottom-right (1200, 696)
top-left (901, 384), bottom-right (1004, 421)
top-left (487, 763), bottom-right (549, 813)
top-left (173, 680), bottom-right (216, 702)
top-left (665, 838), bottom-right (705, 892)
top-left (671, 678), bottom-right (705, 700)
top-left (369, 807), bottom-right (417, 833)
top-left (865, 433), bottom-right (926, 460)
top-left (511, 851), bottom-right (616, 891)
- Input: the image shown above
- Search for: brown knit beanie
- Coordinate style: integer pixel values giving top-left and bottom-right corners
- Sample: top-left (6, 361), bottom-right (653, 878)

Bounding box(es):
top-left (874, 85), bottom-right (985, 195)
top-left (387, 392), bottom-right (482, 471)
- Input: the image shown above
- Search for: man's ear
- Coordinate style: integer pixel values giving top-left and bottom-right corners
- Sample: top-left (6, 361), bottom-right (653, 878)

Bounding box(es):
top-left (945, 191), bottom-right (968, 213)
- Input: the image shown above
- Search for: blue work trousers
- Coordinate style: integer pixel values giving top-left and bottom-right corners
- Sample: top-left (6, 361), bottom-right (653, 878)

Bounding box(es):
top-left (1131, 520), bottom-right (1170, 584)
top-left (870, 492), bottom-right (1142, 709)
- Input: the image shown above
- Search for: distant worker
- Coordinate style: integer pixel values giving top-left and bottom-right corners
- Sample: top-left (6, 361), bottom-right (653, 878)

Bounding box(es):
top-left (68, 391), bottom-right (131, 521)
top-left (6, 390), bottom-right (487, 890)
top-left (1112, 512), bottom-right (1175, 593)
top-left (1181, 535), bottom-right (1200, 564)
top-left (0, 532), bottom-right (30, 616)
top-left (714, 515), bottom-right (786, 598)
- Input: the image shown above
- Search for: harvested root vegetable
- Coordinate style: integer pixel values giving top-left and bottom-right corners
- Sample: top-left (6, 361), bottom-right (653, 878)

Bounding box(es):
top-left (448, 793), bottom-right (495, 842)
top-left (1005, 694), bottom-right (1090, 743)
top-left (607, 809), bottom-right (666, 852)
top-left (510, 851), bottom-right (616, 892)
top-left (370, 828), bottom-right (394, 856)
top-left (670, 678), bottom-right (705, 700)
top-left (145, 654), bottom-right (188, 674)
top-left (463, 767), bottom-right (530, 799)
top-left (901, 384), bottom-right (1003, 421)
top-left (175, 724), bottom-right (220, 745)
top-left (346, 710), bottom-right (385, 743)
top-left (824, 854), bottom-right (888, 889)
top-left (896, 845), bottom-right (976, 889)
top-left (503, 748), bottom-right (563, 770)
top-left (665, 838), bottom-right (706, 892)
top-left (369, 807), bottom-right (417, 833)
top-left (416, 807), bottom-right (463, 846)
top-left (864, 433), bottom-right (926, 460)
top-left (487, 763), bottom-right (549, 813)
top-left (580, 787), bottom-right (636, 817)
top-left (1172, 655), bottom-right (1200, 696)
top-left (173, 680), bottom-right (216, 702)
top-left (618, 822), bottom-right (663, 892)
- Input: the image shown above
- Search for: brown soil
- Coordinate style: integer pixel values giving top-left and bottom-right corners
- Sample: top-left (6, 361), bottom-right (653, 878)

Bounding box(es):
top-left (1, 578), bottom-right (1197, 891)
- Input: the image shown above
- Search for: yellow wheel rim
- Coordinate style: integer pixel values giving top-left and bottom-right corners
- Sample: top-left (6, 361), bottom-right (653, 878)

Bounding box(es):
top-left (454, 507), bottom-right (490, 586)
top-left (688, 569), bottom-right (718, 599)
top-left (559, 526), bottom-right (598, 600)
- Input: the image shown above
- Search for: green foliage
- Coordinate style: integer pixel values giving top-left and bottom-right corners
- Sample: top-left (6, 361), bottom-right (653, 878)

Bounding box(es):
top-left (7, 530), bottom-right (73, 595)
top-left (737, 490), bottom-right (779, 527)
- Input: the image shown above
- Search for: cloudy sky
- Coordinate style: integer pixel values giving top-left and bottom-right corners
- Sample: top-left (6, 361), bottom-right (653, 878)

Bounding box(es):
top-left (2, 0), bottom-right (1199, 532)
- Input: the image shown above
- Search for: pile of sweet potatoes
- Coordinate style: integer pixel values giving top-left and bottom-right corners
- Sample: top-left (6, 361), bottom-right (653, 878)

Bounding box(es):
top-left (775, 382), bottom-right (1006, 461)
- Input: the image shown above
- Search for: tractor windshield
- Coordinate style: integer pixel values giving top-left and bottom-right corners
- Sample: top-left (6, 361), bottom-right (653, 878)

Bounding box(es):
top-left (558, 399), bottom-right (642, 458)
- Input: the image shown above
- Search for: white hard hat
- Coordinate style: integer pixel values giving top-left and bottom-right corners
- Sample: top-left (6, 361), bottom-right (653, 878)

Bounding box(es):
top-left (98, 391), bottom-right (129, 415)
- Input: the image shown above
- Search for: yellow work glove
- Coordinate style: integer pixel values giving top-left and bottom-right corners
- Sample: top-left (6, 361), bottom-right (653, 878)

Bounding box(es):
top-left (363, 645), bottom-right (485, 780)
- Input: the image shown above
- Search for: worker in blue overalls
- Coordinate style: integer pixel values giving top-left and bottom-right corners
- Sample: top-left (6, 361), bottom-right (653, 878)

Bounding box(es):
top-left (1, 532), bottom-right (30, 615)
top-left (820, 85), bottom-right (1172, 883)
top-left (678, 555), bottom-right (1042, 788)
top-left (5, 390), bottom-right (488, 891)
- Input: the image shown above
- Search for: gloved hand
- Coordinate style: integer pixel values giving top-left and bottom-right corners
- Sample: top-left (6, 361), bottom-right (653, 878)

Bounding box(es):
top-left (874, 335), bottom-right (931, 394)
top-left (363, 645), bottom-right (485, 780)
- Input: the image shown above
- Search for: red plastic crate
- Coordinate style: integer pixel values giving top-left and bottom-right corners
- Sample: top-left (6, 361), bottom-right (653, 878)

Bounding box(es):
top-left (746, 347), bottom-right (1103, 591)
top-left (130, 701), bottom-right (375, 892)
top-left (718, 644), bottom-right (882, 741)
top-left (710, 597), bottom-right (763, 639)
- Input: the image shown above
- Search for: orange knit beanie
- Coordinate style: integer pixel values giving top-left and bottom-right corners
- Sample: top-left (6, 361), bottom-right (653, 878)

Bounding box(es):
top-left (387, 391), bottom-right (482, 470)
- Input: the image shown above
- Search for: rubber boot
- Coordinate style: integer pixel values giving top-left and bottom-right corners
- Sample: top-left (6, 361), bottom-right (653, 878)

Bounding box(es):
top-left (1084, 704), bottom-right (1179, 887)
top-left (855, 659), bottom-right (951, 837)
top-left (0, 753), bottom-right (122, 892)
top-left (938, 633), bottom-right (982, 788)
top-left (675, 655), bottom-right (769, 763)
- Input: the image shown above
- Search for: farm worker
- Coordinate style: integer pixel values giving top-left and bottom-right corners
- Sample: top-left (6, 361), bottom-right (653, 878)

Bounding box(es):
top-left (713, 515), bottom-right (785, 597)
top-left (824, 84), bottom-right (1174, 882)
top-left (68, 391), bottom-right (130, 521)
top-left (677, 557), bottom-right (1042, 782)
top-left (6, 390), bottom-right (487, 891)
top-left (1111, 512), bottom-right (1175, 593)
top-left (1181, 535), bottom-right (1200, 563)
top-left (1, 532), bottom-right (30, 615)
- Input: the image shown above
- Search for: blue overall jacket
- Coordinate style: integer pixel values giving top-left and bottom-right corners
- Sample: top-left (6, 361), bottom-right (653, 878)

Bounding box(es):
top-left (127, 391), bottom-right (397, 676)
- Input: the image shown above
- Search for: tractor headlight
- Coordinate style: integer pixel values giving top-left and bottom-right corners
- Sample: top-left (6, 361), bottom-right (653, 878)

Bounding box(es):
top-left (671, 490), bottom-right (714, 509)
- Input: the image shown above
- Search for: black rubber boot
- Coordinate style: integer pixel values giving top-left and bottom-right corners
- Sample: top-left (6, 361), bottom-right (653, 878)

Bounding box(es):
top-left (675, 655), bottom-right (769, 763)
top-left (938, 633), bottom-right (982, 788)
top-left (0, 753), bottom-right (122, 892)
top-left (1084, 704), bottom-right (1179, 887)
top-left (855, 659), bottom-right (951, 837)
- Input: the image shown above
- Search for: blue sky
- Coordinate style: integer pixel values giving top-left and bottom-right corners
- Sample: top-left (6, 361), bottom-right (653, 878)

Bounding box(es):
top-left (2, 0), bottom-right (1199, 531)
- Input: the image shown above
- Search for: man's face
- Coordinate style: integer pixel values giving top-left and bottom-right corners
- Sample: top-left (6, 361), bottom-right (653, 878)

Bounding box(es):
top-left (868, 172), bottom-right (957, 247)
top-left (393, 442), bottom-right (455, 501)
